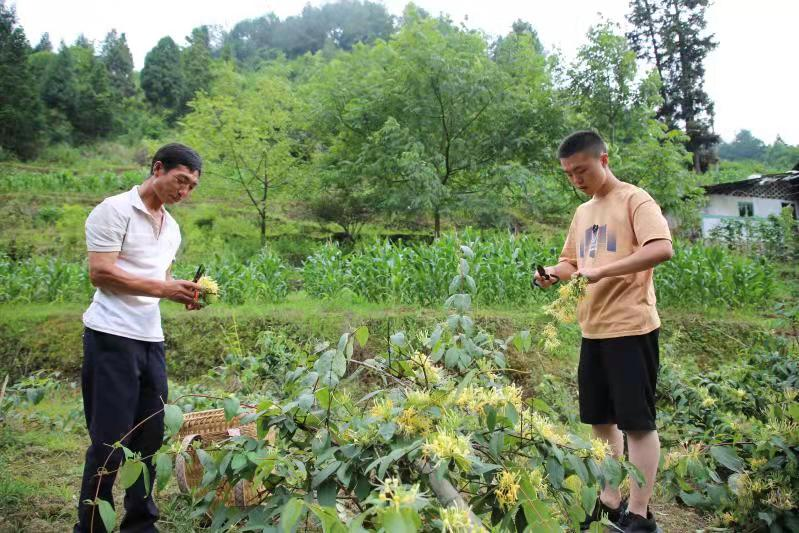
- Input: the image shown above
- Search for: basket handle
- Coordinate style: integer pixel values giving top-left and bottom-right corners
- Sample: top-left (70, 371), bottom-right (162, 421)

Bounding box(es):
top-left (175, 433), bottom-right (202, 494)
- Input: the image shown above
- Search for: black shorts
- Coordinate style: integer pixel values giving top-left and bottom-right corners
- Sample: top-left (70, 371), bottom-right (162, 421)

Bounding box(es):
top-left (578, 329), bottom-right (659, 431)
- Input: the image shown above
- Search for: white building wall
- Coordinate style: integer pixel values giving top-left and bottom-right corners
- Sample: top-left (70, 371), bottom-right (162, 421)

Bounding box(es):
top-left (701, 195), bottom-right (797, 236)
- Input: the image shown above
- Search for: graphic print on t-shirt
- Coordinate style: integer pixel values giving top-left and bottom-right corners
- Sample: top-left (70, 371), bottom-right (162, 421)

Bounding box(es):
top-left (579, 224), bottom-right (617, 259)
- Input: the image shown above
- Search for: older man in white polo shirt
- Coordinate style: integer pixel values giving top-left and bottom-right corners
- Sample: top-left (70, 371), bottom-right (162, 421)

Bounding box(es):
top-left (75, 144), bottom-right (202, 533)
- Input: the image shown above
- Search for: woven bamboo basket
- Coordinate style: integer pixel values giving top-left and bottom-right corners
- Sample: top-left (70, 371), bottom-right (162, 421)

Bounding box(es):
top-left (174, 408), bottom-right (265, 507)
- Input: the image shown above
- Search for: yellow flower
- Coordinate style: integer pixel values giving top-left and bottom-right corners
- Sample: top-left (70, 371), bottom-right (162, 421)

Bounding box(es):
top-left (422, 430), bottom-right (472, 470)
top-left (369, 398), bottom-right (394, 420)
top-left (405, 389), bottom-right (434, 409)
top-left (749, 456), bottom-right (767, 469)
top-left (439, 506), bottom-right (480, 533)
top-left (721, 512), bottom-right (735, 526)
top-left (378, 478), bottom-right (420, 510)
top-left (590, 438), bottom-right (612, 462)
top-left (522, 411), bottom-right (569, 447)
top-left (766, 488), bottom-right (795, 511)
top-left (397, 407), bottom-right (432, 436)
top-left (197, 275), bottom-right (220, 304)
top-left (495, 470), bottom-right (521, 509)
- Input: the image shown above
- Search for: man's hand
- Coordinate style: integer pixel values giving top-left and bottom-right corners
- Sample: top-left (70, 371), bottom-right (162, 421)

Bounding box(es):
top-left (533, 266), bottom-right (559, 289)
top-left (161, 279), bottom-right (202, 306)
top-left (573, 266), bottom-right (604, 283)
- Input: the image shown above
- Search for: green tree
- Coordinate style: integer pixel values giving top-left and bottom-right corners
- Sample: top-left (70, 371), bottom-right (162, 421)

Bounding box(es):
top-left (718, 130), bottom-right (767, 162)
top-left (0, 1), bottom-right (43, 158)
top-left (765, 136), bottom-right (799, 170)
top-left (40, 41), bottom-right (114, 141)
top-left (182, 65), bottom-right (306, 246)
top-left (181, 26), bottom-right (213, 109)
top-left (100, 29), bottom-right (136, 98)
top-left (568, 22), bottom-right (657, 146)
top-left (309, 9), bottom-right (559, 236)
top-left (627, 0), bottom-right (718, 171)
top-left (33, 31), bottom-right (51, 52)
top-left (141, 36), bottom-right (184, 114)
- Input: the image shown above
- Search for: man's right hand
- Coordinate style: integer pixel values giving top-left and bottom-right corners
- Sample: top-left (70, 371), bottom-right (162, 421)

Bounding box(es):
top-left (533, 266), bottom-right (558, 289)
top-left (161, 279), bottom-right (202, 305)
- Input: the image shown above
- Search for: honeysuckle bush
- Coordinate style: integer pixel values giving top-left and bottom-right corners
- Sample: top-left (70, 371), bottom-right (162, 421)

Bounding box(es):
top-left (102, 245), bottom-right (637, 533)
top-left (655, 349), bottom-right (799, 531)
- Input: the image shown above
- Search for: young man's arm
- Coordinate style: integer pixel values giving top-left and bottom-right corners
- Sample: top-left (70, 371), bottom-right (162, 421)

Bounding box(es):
top-left (89, 251), bottom-right (199, 305)
top-left (575, 239), bottom-right (673, 282)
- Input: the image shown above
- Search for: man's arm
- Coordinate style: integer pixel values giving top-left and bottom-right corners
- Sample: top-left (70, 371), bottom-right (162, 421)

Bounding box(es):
top-left (89, 252), bottom-right (199, 305)
top-left (575, 239), bottom-right (673, 282)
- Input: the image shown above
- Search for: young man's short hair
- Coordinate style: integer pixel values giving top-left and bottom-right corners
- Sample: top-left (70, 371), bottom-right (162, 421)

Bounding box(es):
top-left (557, 131), bottom-right (608, 159)
top-left (151, 143), bottom-right (202, 176)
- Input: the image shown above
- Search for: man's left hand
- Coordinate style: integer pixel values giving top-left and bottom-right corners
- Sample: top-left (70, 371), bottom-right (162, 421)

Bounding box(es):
top-left (573, 266), bottom-right (604, 283)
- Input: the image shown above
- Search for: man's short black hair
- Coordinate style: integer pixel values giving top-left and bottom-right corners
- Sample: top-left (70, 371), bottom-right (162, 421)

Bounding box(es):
top-left (150, 143), bottom-right (202, 176)
top-left (557, 130), bottom-right (608, 159)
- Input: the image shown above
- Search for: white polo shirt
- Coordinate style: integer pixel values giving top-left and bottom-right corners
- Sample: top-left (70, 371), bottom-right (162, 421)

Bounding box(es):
top-left (83, 186), bottom-right (181, 342)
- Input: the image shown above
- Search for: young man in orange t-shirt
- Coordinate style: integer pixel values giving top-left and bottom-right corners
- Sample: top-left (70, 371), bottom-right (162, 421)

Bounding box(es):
top-left (535, 131), bottom-right (673, 532)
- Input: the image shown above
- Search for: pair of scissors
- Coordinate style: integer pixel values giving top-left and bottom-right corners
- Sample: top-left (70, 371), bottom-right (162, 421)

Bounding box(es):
top-left (532, 264), bottom-right (560, 289)
top-left (192, 264), bottom-right (205, 301)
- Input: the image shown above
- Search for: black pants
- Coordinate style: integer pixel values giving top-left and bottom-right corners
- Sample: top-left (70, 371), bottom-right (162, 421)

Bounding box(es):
top-left (578, 329), bottom-right (660, 431)
top-left (75, 328), bottom-right (168, 533)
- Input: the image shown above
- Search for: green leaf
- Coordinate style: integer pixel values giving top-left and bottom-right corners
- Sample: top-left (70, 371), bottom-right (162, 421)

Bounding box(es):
top-left (224, 397), bottom-right (240, 422)
top-left (313, 460), bottom-right (342, 489)
top-left (624, 461), bottom-right (646, 488)
top-left (354, 326), bottom-right (369, 348)
top-left (390, 332), bottom-right (406, 347)
top-left (379, 422), bottom-right (397, 442)
top-left (601, 457), bottom-right (623, 488)
top-left (486, 406), bottom-right (497, 432)
top-left (545, 457), bottom-right (564, 489)
top-left (317, 478), bottom-right (338, 507)
top-left (231, 453), bottom-right (248, 472)
top-left (163, 404), bottom-right (184, 437)
top-left (710, 445), bottom-right (745, 473)
top-left (382, 508), bottom-right (419, 533)
top-left (119, 459), bottom-right (143, 490)
top-left (97, 498), bottom-right (116, 533)
top-left (141, 460), bottom-right (151, 497)
top-left (521, 500), bottom-right (559, 532)
top-left (155, 453), bottom-right (172, 492)
top-left (280, 498), bottom-right (305, 533)
top-left (679, 490), bottom-right (705, 507)
top-left (581, 486), bottom-right (597, 515)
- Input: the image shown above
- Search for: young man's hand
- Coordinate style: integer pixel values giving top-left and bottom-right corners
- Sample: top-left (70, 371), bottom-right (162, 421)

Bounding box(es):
top-left (573, 267), bottom-right (604, 283)
top-left (533, 266), bottom-right (559, 289)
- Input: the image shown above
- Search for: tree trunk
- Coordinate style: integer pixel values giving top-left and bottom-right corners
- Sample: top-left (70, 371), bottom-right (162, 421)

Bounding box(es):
top-left (434, 208), bottom-right (441, 239)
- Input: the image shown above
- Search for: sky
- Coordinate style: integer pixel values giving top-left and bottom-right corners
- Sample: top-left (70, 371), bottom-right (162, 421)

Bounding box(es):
top-left (13, 0), bottom-right (799, 145)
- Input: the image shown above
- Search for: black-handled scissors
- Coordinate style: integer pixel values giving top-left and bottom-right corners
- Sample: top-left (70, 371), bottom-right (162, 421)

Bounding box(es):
top-left (192, 264), bottom-right (205, 283)
top-left (532, 264), bottom-right (560, 289)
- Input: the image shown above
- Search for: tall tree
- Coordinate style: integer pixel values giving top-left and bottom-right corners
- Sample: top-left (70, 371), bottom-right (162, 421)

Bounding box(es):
top-left (141, 36), bottom-right (184, 114)
top-left (718, 130), bottom-right (767, 161)
top-left (309, 8), bottom-right (560, 236)
top-left (40, 41), bottom-right (114, 141)
top-left (100, 30), bottom-right (136, 98)
top-left (181, 26), bottom-right (213, 108)
top-left (627, 0), bottom-right (718, 171)
top-left (0, 1), bottom-right (43, 158)
top-left (182, 65), bottom-right (307, 246)
top-left (568, 22), bottom-right (657, 146)
top-left (33, 32), bottom-right (52, 52)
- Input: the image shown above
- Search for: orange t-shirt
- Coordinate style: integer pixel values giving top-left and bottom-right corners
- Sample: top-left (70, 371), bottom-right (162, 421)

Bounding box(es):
top-left (558, 181), bottom-right (672, 339)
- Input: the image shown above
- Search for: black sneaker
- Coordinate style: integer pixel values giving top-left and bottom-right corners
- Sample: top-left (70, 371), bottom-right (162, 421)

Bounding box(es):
top-left (580, 498), bottom-right (627, 531)
top-left (616, 509), bottom-right (663, 533)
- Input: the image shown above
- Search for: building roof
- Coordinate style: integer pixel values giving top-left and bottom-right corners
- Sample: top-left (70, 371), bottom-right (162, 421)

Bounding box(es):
top-left (703, 171), bottom-right (799, 201)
